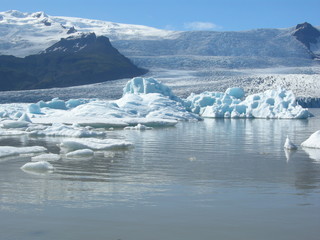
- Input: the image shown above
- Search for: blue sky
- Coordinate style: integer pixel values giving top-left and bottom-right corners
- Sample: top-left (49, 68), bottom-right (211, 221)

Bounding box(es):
top-left (2, 0), bottom-right (320, 31)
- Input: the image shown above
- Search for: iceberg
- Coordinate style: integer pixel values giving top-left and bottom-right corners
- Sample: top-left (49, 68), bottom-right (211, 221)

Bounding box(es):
top-left (301, 130), bottom-right (320, 149)
top-left (185, 87), bottom-right (311, 119)
top-left (60, 138), bottom-right (133, 151)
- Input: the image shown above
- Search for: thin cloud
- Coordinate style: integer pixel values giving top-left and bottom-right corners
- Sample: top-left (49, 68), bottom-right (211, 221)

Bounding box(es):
top-left (184, 21), bottom-right (221, 31)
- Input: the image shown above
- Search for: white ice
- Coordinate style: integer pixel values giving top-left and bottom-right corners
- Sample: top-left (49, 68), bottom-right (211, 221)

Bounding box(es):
top-left (60, 138), bottom-right (133, 151)
top-left (21, 161), bottom-right (54, 172)
top-left (66, 149), bottom-right (94, 158)
top-left (0, 146), bottom-right (47, 158)
top-left (124, 123), bottom-right (153, 130)
top-left (301, 130), bottom-right (320, 149)
top-left (284, 136), bottom-right (298, 150)
top-left (31, 153), bottom-right (61, 162)
top-left (185, 87), bottom-right (310, 119)
top-left (28, 123), bottom-right (106, 138)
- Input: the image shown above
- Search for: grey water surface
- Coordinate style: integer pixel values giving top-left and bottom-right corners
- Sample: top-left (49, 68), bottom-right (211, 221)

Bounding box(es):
top-left (1, 110), bottom-right (320, 240)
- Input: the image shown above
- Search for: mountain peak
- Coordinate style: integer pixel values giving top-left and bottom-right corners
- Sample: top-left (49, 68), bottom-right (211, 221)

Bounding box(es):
top-left (292, 22), bottom-right (320, 50)
top-left (41, 33), bottom-right (105, 54)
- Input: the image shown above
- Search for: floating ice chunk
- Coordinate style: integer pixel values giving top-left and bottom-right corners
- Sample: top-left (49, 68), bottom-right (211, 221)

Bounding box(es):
top-left (0, 146), bottom-right (47, 158)
top-left (28, 123), bottom-right (106, 138)
top-left (60, 138), bottom-right (133, 151)
top-left (301, 130), bottom-right (320, 149)
top-left (32, 153), bottom-right (61, 162)
top-left (284, 136), bottom-right (298, 150)
top-left (18, 113), bottom-right (32, 123)
top-left (123, 77), bottom-right (175, 99)
top-left (38, 98), bottom-right (67, 110)
top-left (124, 123), bottom-right (153, 130)
top-left (21, 161), bottom-right (54, 172)
top-left (28, 103), bottom-right (42, 114)
top-left (66, 149), bottom-right (94, 158)
top-left (1, 120), bottom-right (30, 128)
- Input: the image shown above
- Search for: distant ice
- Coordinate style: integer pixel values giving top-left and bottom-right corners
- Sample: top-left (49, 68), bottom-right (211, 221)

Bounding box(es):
top-left (301, 130), bottom-right (320, 149)
top-left (185, 87), bottom-right (310, 119)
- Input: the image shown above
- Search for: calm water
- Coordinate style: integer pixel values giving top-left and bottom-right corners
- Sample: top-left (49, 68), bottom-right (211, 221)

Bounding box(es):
top-left (1, 110), bottom-right (320, 240)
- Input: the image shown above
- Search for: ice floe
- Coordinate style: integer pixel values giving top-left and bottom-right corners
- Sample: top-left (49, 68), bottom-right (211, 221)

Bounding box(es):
top-left (0, 146), bottom-right (47, 158)
top-left (31, 153), bottom-right (61, 162)
top-left (66, 149), bottom-right (94, 158)
top-left (28, 123), bottom-right (106, 138)
top-left (60, 138), bottom-right (133, 151)
top-left (21, 161), bottom-right (54, 172)
top-left (124, 123), bottom-right (153, 130)
top-left (301, 130), bottom-right (320, 149)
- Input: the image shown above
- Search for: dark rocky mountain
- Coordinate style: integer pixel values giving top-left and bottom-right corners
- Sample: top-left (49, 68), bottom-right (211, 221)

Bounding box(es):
top-left (292, 22), bottom-right (320, 58)
top-left (0, 33), bottom-right (147, 91)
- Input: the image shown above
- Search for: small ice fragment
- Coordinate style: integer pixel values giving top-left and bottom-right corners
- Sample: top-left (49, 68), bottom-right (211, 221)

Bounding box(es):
top-left (21, 161), bottom-right (54, 172)
top-left (284, 136), bottom-right (297, 150)
top-left (66, 149), bottom-right (94, 158)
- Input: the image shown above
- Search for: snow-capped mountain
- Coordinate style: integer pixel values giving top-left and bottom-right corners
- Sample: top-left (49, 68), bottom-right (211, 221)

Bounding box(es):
top-left (0, 32), bottom-right (146, 91)
top-left (0, 10), bottom-right (320, 100)
top-left (0, 10), bottom-right (175, 57)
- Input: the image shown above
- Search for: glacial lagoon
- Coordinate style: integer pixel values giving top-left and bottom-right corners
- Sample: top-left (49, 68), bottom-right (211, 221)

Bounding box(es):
top-left (0, 110), bottom-right (320, 240)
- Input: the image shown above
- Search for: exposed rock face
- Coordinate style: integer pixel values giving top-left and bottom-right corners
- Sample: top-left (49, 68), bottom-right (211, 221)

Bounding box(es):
top-left (292, 22), bottom-right (320, 58)
top-left (0, 33), bottom-right (147, 91)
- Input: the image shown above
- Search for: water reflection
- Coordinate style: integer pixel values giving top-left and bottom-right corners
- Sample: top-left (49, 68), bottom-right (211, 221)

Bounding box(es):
top-left (302, 147), bottom-right (320, 162)
top-left (0, 112), bottom-right (320, 210)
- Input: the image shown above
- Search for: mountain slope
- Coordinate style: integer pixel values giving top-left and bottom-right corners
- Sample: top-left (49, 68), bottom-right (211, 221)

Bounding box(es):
top-left (0, 33), bottom-right (147, 91)
top-left (1, 10), bottom-right (319, 70)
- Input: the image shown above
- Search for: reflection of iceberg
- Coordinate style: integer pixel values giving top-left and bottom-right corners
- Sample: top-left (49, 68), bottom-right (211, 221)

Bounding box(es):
top-left (302, 147), bottom-right (320, 161)
top-left (284, 148), bottom-right (296, 162)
